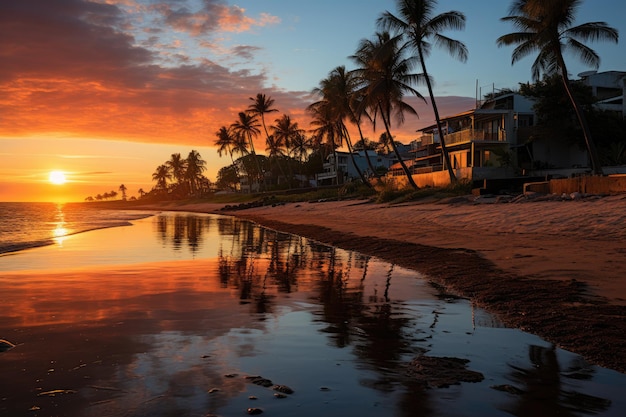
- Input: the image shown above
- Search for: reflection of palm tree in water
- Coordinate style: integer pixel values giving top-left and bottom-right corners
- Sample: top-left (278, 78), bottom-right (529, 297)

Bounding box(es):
top-left (502, 344), bottom-right (611, 416)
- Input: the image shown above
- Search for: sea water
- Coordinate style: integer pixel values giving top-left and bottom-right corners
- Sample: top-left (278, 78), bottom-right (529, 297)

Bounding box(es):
top-left (0, 208), bottom-right (625, 416)
top-left (0, 202), bottom-right (153, 254)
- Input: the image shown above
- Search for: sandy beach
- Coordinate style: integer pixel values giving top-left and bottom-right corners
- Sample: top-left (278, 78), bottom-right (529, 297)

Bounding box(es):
top-left (141, 195), bottom-right (626, 373)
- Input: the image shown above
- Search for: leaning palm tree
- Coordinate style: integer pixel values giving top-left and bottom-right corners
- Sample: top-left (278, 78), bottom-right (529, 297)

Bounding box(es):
top-left (378, 0), bottom-right (468, 183)
top-left (231, 111), bottom-right (263, 190)
top-left (248, 93), bottom-right (279, 140)
top-left (215, 126), bottom-right (240, 177)
top-left (496, 0), bottom-right (618, 175)
top-left (310, 67), bottom-right (372, 186)
top-left (351, 31), bottom-right (424, 189)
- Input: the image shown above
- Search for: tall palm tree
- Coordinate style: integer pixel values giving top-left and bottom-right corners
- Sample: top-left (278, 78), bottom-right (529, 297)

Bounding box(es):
top-left (185, 150), bottom-right (206, 195)
top-left (152, 164), bottom-right (171, 193)
top-left (378, 0), bottom-right (468, 183)
top-left (497, 0), bottom-right (618, 175)
top-left (231, 111), bottom-right (263, 191)
top-left (215, 125), bottom-right (241, 179)
top-left (351, 31), bottom-right (424, 189)
top-left (311, 66), bottom-right (373, 187)
top-left (248, 93), bottom-right (279, 141)
top-left (249, 94), bottom-right (279, 189)
top-left (166, 153), bottom-right (187, 185)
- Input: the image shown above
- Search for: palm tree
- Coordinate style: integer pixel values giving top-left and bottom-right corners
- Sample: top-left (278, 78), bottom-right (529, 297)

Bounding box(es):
top-left (231, 111), bottom-right (263, 191)
top-left (248, 93), bottom-right (279, 141)
top-left (185, 150), bottom-right (206, 195)
top-left (118, 184), bottom-right (127, 201)
top-left (307, 99), bottom-right (343, 184)
top-left (378, 0), bottom-right (468, 183)
top-left (310, 66), bottom-right (371, 186)
top-left (152, 164), bottom-right (171, 194)
top-left (289, 132), bottom-right (313, 183)
top-left (271, 114), bottom-right (305, 184)
top-left (351, 31), bottom-right (424, 189)
top-left (496, 0), bottom-right (618, 175)
top-left (166, 153), bottom-right (187, 185)
top-left (249, 93), bottom-right (279, 189)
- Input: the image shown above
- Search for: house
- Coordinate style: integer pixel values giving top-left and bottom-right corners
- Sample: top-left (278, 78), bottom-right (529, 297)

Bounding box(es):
top-left (316, 150), bottom-right (396, 186)
top-left (578, 70), bottom-right (626, 118)
top-left (386, 92), bottom-right (538, 187)
top-left (387, 77), bottom-right (624, 189)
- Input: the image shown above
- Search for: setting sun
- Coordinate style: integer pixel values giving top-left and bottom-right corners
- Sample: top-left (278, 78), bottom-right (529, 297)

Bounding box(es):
top-left (49, 170), bottom-right (67, 185)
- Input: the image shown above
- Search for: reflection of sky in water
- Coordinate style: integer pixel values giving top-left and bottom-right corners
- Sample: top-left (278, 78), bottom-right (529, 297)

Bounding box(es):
top-left (0, 212), bottom-right (624, 416)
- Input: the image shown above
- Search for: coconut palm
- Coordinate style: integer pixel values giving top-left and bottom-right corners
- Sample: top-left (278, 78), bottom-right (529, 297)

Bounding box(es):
top-left (351, 31), bottom-right (424, 189)
top-left (289, 132), bottom-right (313, 182)
top-left (496, 0), bottom-right (618, 175)
top-left (152, 164), bottom-right (171, 193)
top-left (231, 111), bottom-right (263, 191)
top-left (215, 125), bottom-right (241, 179)
top-left (166, 153), bottom-right (187, 185)
top-left (378, 0), bottom-right (468, 183)
top-left (248, 93), bottom-right (279, 140)
top-left (310, 66), bottom-right (371, 186)
top-left (271, 114), bottom-right (306, 184)
top-left (307, 99), bottom-right (343, 184)
top-left (185, 150), bottom-right (206, 195)
top-left (249, 94), bottom-right (280, 188)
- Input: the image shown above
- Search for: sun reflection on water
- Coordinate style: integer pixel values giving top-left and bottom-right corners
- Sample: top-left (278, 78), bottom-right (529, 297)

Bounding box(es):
top-left (52, 203), bottom-right (68, 245)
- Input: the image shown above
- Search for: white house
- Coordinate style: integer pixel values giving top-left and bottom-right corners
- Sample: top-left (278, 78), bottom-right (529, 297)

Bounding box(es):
top-left (316, 150), bottom-right (396, 186)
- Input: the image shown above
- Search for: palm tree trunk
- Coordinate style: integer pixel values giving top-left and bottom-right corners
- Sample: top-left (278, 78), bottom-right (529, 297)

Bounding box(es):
top-left (247, 136), bottom-right (263, 192)
top-left (355, 120), bottom-right (385, 186)
top-left (341, 125), bottom-right (372, 188)
top-left (418, 47), bottom-right (457, 183)
top-left (558, 59), bottom-right (603, 175)
top-left (378, 102), bottom-right (419, 190)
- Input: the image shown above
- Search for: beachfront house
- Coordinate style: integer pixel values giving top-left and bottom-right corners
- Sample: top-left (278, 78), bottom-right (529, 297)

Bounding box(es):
top-left (316, 150), bottom-right (397, 186)
top-left (387, 92), bottom-right (537, 188)
top-left (387, 70), bottom-right (626, 189)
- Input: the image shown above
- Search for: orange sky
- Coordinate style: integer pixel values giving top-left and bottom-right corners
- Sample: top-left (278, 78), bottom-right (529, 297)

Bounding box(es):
top-left (9, 0), bottom-right (596, 201)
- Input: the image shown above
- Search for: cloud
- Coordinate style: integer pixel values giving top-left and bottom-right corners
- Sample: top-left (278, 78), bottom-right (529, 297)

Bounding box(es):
top-left (0, 0), bottom-right (306, 148)
top-left (153, 0), bottom-right (280, 36)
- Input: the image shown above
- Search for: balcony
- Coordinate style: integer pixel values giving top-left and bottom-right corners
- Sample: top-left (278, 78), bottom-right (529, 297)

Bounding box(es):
top-left (420, 128), bottom-right (507, 147)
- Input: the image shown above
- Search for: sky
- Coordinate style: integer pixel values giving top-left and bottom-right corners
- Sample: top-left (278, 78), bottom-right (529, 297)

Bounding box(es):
top-left (1, 0), bottom-right (624, 202)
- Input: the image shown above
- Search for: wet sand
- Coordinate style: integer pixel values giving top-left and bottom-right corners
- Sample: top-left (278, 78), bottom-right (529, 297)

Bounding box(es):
top-left (137, 195), bottom-right (626, 373)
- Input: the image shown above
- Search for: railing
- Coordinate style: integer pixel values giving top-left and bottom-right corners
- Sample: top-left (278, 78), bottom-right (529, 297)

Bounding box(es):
top-left (419, 129), bottom-right (507, 146)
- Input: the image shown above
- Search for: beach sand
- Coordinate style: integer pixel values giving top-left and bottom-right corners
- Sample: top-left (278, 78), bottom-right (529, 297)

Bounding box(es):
top-left (140, 195), bottom-right (626, 373)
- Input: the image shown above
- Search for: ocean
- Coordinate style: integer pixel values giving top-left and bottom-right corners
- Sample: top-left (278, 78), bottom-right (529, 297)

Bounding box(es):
top-left (1, 203), bottom-right (625, 416)
top-left (0, 202), bottom-right (153, 255)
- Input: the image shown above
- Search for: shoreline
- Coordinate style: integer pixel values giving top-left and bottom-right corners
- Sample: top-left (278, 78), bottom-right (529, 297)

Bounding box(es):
top-left (132, 196), bottom-right (626, 373)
